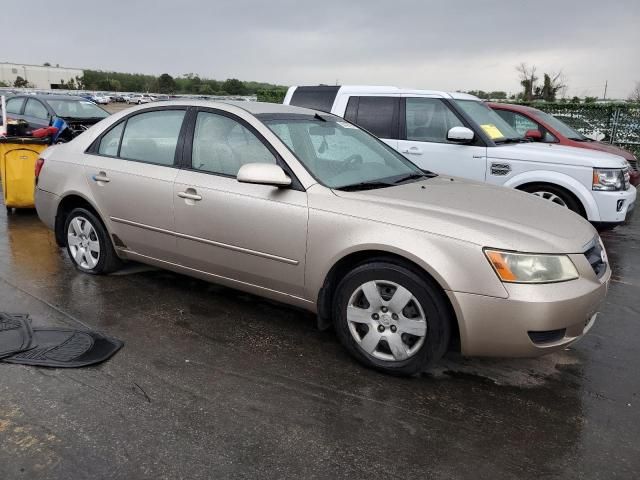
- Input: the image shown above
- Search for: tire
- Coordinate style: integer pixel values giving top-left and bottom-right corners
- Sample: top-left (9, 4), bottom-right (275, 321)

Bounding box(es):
top-left (519, 183), bottom-right (583, 216)
top-left (333, 261), bottom-right (451, 376)
top-left (64, 208), bottom-right (122, 275)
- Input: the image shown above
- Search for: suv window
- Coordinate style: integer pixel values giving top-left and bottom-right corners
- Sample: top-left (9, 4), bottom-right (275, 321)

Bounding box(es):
top-left (192, 111), bottom-right (276, 177)
top-left (344, 96), bottom-right (399, 139)
top-left (405, 98), bottom-right (465, 143)
top-left (119, 110), bottom-right (185, 165)
top-left (24, 99), bottom-right (49, 120)
top-left (6, 97), bottom-right (24, 115)
top-left (289, 86), bottom-right (340, 113)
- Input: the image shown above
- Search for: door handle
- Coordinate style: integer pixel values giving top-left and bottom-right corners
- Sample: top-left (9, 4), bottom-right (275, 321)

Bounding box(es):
top-left (401, 148), bottom-right (423, 156)
top-left (92, 172), bottom-right (110, 183)
top-left (177, 190), bottom-right (202, 201)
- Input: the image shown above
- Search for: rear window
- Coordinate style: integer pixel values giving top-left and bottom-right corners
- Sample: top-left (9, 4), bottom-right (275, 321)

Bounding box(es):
top-left (289, 86), bottom-right (339, 112)
top-left (343, 96), bottom-right (399, 139)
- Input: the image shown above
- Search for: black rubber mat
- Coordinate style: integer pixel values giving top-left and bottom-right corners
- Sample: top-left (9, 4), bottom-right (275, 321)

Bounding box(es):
top-left (0, 313), bottom-right (33, 359)
top-left (3, 329), bottom-right (123, 368)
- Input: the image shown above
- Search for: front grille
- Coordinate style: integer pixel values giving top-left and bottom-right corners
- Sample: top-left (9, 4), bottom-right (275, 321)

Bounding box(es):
top-left (528, 329), bottom-right (566, 344)
top-left (584, 239), bottom-right (607, 278)
top-left (628, 158), bottom-right (638, 172)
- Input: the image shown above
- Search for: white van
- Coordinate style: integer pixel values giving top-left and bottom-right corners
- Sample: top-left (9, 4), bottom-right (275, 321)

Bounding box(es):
top-left (284, 85), bottom-right (636, 226)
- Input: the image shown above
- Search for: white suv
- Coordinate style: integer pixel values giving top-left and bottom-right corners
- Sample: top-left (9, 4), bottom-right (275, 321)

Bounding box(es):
top-left (284, 85), bottom-right (636, 226)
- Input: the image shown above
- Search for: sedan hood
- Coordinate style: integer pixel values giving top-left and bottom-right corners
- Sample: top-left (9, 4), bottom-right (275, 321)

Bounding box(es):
top-left (490, 142), bottom-right (628, 169)
top-left (582, 140), bottom-right (636, 162)
top-left (330, 177), bottom-right (596, 254)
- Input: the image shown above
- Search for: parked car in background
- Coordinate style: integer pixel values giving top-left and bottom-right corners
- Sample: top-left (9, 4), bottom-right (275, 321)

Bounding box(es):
top-left (285, 86), bottom-right (636, 227)
top-left (4, 94), bottom-right (109, 140)
top-left (35, 100), bottom-right (610, 375)
top-left (90, 93), bottom-right (110, 104)
top-left (489, 103), bottom-right (639, 187)
top-left (109, 93), bottom-right (126, 103)
top-left (127, 94), bottom-right (153, 104)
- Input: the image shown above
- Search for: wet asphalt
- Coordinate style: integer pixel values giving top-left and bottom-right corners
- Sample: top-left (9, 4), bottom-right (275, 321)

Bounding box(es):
top-left (0, 201), bottom-right (638, 480)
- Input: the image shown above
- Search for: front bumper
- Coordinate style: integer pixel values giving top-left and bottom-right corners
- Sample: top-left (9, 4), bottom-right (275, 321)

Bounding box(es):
top-left (592, 186), bottom-right (637, 223)
top-left (447, 254), bottom-right (610, 357)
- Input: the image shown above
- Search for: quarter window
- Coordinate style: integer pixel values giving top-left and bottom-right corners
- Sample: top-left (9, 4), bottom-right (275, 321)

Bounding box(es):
top-left (5, 98), bottom-right (24, 115)
top-left (98, 122), bottom-right (124, 156)
top-left (191, 112), bottom-right (276, 177)
top-left (24, 99), bottom-right (49, 120)
top-left (119, 110), bottom-right (185, 165)
top-left (405, 98), bottom-right (465, 143)
top-left (344, 96), bottom-right (399, 139)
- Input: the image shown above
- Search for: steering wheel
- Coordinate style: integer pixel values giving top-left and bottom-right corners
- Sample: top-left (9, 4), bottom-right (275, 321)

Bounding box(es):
top-left (339, 154), bottom-right (363, 173)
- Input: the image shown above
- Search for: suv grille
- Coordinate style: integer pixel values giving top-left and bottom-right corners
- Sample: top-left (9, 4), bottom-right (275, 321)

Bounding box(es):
top-left (584, 239), bottom-right (607, 278)
top-left (628, 158), bottom-right (638, 172)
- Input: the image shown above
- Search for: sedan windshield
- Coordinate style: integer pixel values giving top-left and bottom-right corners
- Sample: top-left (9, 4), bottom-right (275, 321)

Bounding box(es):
top-left (47, 99), bottom-right (109, 119)
top-left (263, 116), bottom-right (427, 190)
top-left (455, 100), bottom-right (522, 143)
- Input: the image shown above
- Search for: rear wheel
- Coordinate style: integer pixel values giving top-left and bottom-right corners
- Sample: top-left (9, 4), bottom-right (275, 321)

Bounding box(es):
top-left (333, 261), bottom-right (451, 376)
top-left (520, 184), bottom-right (584, 216)
top-left (64, 208), bottom-right (122, 275)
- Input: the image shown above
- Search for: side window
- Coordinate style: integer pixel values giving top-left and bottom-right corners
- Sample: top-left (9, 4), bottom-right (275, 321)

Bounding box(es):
top-left (289, 86), bottom-right (339, 112)
top-left (350, 96), bottom-right (399, 139)
top-left (24, 99), bottom-right (49, 120)
top-left (192, 112), bottom-right (276, 177)
top-left (98, 122), bottom-right (125, 156)
top-left (405, 98), bottom-right (464, 143)
top-left (6, 98), bottom-right (24, 115)
top-left (512, 112), bottom-right (540, 135)
top-left (119, 110), bottom-right (185, 165)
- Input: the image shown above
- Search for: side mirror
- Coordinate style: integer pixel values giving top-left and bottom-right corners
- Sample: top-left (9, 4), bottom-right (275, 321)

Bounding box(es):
top-left (524, 129), bottom-right (543, 141)
top-left (447, 126), bottom-right (474, 143)
top-left (237, 163), bottom-right (291, 187)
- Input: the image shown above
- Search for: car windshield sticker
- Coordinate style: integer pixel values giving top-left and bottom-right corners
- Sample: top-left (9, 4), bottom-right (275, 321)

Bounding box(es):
top-left (480, 124), bottom-right (505, 139)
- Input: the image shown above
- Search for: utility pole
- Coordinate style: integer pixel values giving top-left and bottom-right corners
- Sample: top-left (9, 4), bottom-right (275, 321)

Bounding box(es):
top-left (603, 80), bottom-right (608, 100)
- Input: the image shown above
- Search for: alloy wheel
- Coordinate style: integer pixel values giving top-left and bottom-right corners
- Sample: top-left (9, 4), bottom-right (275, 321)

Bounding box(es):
top-left (347, 280), bottom-right (427, 362)
top-left (532, 191), bottom-right (567, 207)
top-left (67, 216), bottom-right (100, 270)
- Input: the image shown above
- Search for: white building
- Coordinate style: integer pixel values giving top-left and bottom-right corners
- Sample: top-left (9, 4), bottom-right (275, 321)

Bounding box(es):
top-left (0, 63), bottom-right (84, 89)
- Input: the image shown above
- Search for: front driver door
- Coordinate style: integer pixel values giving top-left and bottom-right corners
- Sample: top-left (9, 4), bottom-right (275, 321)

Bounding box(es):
top-left (397, 96), bottom-right (487, 181)
top-left (173, 109), bottom-right (308, 297)
top-left (83, 108), bottom-right (187, 261)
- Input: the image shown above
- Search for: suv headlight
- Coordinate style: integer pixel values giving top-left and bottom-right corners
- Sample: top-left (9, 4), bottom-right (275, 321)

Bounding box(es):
top-left (485, 250), bottom-right (579, 283)
top-left (592, 168), bottom-right (628, 191)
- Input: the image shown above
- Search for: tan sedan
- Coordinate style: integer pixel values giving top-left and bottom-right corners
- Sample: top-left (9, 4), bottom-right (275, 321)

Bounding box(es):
top-left (34, 101), bottom-right (610, 375)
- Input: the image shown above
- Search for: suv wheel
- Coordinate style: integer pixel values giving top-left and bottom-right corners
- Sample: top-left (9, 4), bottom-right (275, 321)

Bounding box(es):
top-left (64, 208), bottom-right (122, 274)
top-left (333, 261), bottom-right (451, 376)
top-left (520, 184), bottom-right (583, 216)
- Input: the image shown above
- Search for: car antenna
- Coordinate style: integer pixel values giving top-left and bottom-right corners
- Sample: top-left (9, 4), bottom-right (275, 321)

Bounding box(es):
top-left (314, 113), bottom-right (326, 122)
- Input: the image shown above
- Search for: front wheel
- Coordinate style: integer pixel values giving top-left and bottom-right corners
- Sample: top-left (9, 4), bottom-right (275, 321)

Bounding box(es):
top-left (64, 208), bottom-right (122, 274)
top-left (333, 261), bottom-right (451, 376)
top-left (520, 184), bottom-right (584, 216)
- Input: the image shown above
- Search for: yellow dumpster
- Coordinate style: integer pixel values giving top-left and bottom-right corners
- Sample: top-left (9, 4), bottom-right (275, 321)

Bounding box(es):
top-left (0, 138), bottom-right (50, 212)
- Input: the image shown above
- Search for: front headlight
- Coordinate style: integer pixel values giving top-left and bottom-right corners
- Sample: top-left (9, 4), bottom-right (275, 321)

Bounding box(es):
top-left (485, 250), bottom-right (579, 283)
top-left (592, 168), bottom-right (627, 191)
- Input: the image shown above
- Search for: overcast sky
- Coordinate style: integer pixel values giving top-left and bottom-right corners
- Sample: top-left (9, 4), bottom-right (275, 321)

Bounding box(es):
top-left (1, 0), bottom-right (639, 98)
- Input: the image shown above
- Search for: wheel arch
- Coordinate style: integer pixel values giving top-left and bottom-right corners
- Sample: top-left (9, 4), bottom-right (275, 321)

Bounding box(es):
top-left (54, 192), bottom-right (107, 247)
top-left (316, 248), bottom-right (461, 352)
top-left (504, 170), bottom-right (599, 220)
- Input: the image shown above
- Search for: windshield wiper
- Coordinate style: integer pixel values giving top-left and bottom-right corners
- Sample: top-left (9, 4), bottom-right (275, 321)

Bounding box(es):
top-left (393, 172), bottom-right (436, 184)
top-left (335, 180), bottom-right (394, 191)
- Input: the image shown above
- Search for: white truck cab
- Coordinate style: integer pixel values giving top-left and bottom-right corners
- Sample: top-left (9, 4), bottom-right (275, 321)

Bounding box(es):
top-left (284, 85), bottom-right (636, 225)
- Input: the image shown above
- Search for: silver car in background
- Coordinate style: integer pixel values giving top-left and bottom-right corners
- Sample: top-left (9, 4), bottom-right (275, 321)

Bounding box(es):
top-left (34, 101), bottom-right (610, 375)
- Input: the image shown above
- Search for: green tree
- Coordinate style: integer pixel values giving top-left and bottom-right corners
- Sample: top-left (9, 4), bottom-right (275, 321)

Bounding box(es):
top-left (222, 78), bottom-right (246, 95)
top-left (13, 76), bottom-right (29, 88)
top-left (43, 62), bottom-right (51, 67)
top-left (158, 73), bottom-right (176, 94)
top-left (584, 96), bottom-right (597, 103)
top-left (0, 80), bottom-right (9, 87)
top-left (571, 96), bottom-right (580, 103)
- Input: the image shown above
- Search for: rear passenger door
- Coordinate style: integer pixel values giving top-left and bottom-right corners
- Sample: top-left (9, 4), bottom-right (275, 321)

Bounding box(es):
top-left (343, 96), bottom-right (400, 150)
top-left (397, 96), bottom-right (487, 180)
top-left (83, 107), bottom-right (187, 261)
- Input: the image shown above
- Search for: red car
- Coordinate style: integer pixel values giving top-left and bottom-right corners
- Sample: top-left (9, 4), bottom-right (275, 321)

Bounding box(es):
top-left (489, 103), bottom-right (640, 187)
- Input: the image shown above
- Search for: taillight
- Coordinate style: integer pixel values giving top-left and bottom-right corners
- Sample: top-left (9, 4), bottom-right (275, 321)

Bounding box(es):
top-left (35, 157), bottom-right (45, 179)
